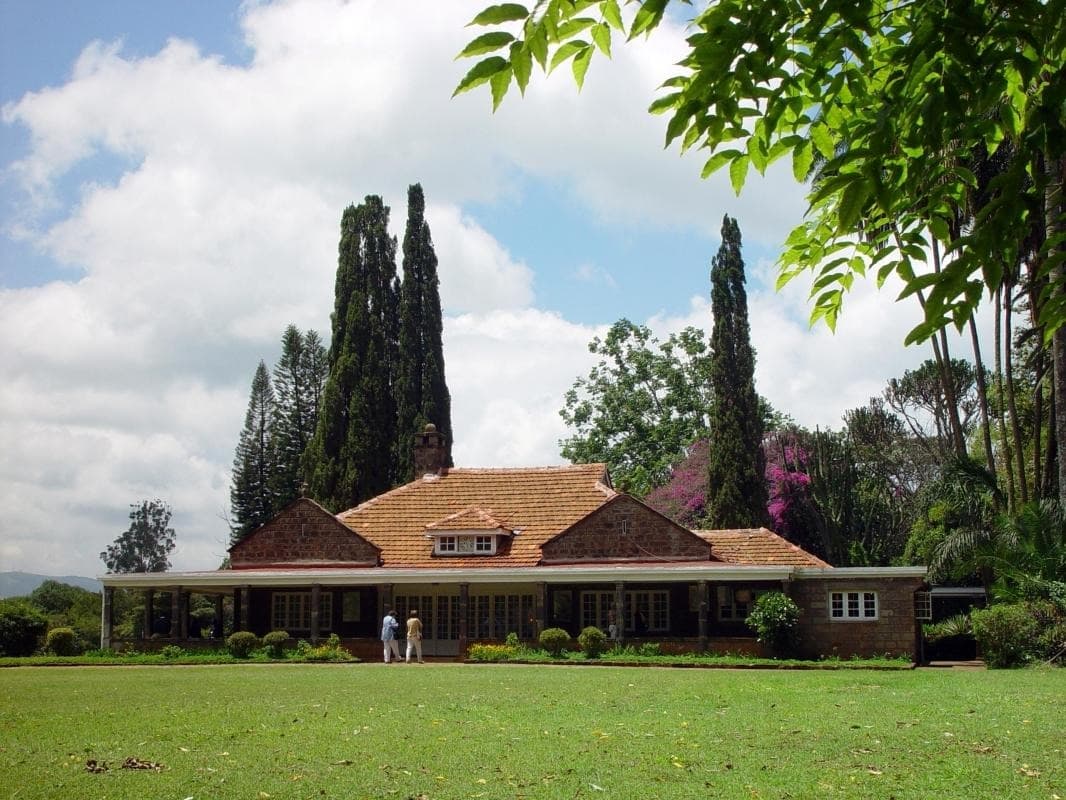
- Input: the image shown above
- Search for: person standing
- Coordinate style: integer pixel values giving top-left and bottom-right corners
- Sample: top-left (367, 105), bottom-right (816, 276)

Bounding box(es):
top-left (406, 609), bottom-right (424, 664)
top-left (381, 609), bottom-right (401, 663)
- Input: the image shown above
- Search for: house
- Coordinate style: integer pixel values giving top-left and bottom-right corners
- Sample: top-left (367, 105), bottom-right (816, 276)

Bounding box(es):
top-left (100, 425), bottom-right (926, 660)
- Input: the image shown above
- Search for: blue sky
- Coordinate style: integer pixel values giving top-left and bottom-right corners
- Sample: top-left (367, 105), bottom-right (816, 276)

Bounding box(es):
top-left (0, 0), bottom-right (940, 576)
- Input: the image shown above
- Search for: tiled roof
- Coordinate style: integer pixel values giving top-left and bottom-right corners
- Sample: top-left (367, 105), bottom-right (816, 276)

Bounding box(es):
top-left (337, 464), bottom-right (615, 567)
top-left (693, 528), bottom-right (832, 568)
top-left (425, 505), bottom-right (511, 533)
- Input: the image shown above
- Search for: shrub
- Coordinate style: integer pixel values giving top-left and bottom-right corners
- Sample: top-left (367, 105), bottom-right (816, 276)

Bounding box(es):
top-left (578, 626), bottom-right (607, 658)
top-left (538, 627), bottom-right (570, 657)
top-left (922, 614), bottom-right (972, 643)
top-left (45, 626), bottom-right (80, 656)
top-left (504, 632), bottom-right (520, 648)
top-left (746, 592), bottom-right (801, 656)
top-left (971, 603), bottom-right (1040, 668)
top-left (467, 643), bottom-right (517, 662)
top-left (638, 642), bottom-right (661, 657)
top-left (160, 645), bottom-right (185, 660)
top-left (263, 630), bottom-right (289, 658)
top-left (0, 599), bottom-right (48, 656)
top-left (297, 633), bottom-right (354, 662)
top-left (226, 631), bottom-right (260, 658)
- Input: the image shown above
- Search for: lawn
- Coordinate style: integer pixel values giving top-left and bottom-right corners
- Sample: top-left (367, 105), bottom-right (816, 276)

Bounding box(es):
top-left (0, 664), bottom-right (1061, 799)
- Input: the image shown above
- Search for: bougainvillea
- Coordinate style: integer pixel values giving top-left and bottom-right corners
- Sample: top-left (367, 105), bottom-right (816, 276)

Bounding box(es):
top-left (644, 439), bottom-right (709, 529)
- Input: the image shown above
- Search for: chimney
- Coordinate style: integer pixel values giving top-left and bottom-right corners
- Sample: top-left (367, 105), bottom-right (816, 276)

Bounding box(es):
top-left (413, 423), bottom-right (448, 477)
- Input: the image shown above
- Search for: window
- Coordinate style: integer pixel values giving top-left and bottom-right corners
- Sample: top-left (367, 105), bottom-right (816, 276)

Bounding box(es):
top-left (717, 586), bottom-right (754, 621)
top-left (434, 534), bottom-right (496, 555)
top-left (580, 590), bottom-right (669, 633)
top-left (914, 591), bottom-right (932, 621)
top-left (271, 591), bottom-right (332, 632)
top-left (830, 590), bottom-right (878, 621)
top-left (468, 593), bottom-right (535, 639)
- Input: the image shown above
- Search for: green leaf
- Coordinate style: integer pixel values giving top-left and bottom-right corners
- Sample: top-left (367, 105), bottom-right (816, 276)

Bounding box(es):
top-left (572, 44), bottom-right (593, 88)
top-left (510, 41), bottom-right (533, 93)
top-left (468, 4), bottom-right (529, 26)
top-left (453, 57), bottom-right (510, 97)
top-left (602, 0), bottom-right (624, 31)
top-left (701, 150), bottom-right (740, 179)
top-left (490, 66), bottom-right (513, 110)
top-left (591, 22), bottom-right (611, 56)
top-left (792, 139), bottom-right (813, 182)
top-left (528, 24), bottom-right (549, 69)
top-left (837, 179), bottom-right (869, 231)
top-left (549, 40), bottom-right (586, 73)
top-left (629, 0), bottom-right (668, 39)
top-left (458, 31), bottom-right (516, 58)
top-left (729, 154), bottom-right (749, 195)
top-left (809, 124), bottom-right (835, 160)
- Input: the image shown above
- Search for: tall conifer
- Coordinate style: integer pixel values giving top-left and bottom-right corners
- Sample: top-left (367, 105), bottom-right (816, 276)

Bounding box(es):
top-left (271, 325), bottom-right (327, 509)
top-left (705, 215), bottom-right (767, 528)
top-left (304, 197), bottom-right (399, 510)
top-left (396, 183), bottom-right (453, 481)
top-left (230, 361), bottom-right (276, 544)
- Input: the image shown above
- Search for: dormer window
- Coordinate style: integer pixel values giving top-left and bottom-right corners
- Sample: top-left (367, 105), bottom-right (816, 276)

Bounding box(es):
top-left (433, 534), bottom-right (498, 556)
top-left (425, 505), bottom-right (513, 557)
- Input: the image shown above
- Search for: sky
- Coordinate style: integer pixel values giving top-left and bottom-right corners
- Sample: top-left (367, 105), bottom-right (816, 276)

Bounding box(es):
top-left (0, 0), bottom-right (955, 578)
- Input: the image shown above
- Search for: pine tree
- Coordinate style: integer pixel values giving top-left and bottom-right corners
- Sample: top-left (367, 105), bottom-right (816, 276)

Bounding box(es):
top-left (396, 183), bottom-right (453, 481)
top-left (230, 361), bottom-right (276, 543)
top-left (270, 325), bottom-right (328, 510)
top-left (304, 197), bottom-right (399, 510)
top-left (705, 215), bottom-right (768, 528)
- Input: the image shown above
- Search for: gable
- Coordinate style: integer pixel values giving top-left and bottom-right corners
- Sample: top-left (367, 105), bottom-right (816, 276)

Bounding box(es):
top-left (229, 498), bottom-right (380, 568)
top-left (540, 495), bottom-right (714, 563)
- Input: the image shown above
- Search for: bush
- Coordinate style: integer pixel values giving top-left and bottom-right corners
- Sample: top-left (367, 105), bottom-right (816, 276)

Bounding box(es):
top-left (578, 626), bottom-right (607, 658)
top-left (971, 603), bottom-right (1040, 668)
top-left (922, 614), bottom-right (972, 643)
top-left (45, 626), bottom-right (80, 656)
top-left (638, 642), bottom-right (661, 657)
top-left (746, 592), bottom-right (801, 656)
top-left (0, 599), bottom-right (48, 656)
top-left (467, 643), bottom-right (517, 662)
top-left (295, 633), bottom-right (353, 662)
top-left (504, 632), bottom-right (520, 647)
top-left (263, 630), bottom-right (289, 658)
top-left (160, 645), bottom-right (185, 660)
top-left (539, 627), bottom-right (570, 657)
top-left (226, 631), bottom-right (260, 658)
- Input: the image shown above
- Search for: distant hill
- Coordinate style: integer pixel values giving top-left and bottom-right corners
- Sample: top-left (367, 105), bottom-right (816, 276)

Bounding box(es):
top-left (0, 572), bottom-right (101, 598)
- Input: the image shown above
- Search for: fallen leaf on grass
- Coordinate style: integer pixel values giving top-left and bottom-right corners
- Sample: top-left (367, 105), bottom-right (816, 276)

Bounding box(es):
top-left (85, 759), bottom-right (108, 773)
top-left (122, 757), bottom-right (164, 771)
top-left (1018, 766), bottom-right (1041, 777)
top-left (334, 759), bottom-right (353, 766)
top-left (867, 769), bottom-right (883, 776)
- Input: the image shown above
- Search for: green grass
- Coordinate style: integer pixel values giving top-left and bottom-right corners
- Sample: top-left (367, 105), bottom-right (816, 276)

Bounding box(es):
top-left (1, 665), bottom-right (1062, 799)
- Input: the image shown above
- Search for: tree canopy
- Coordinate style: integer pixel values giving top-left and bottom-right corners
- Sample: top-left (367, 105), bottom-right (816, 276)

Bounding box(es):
top-left (456, 0), bottom-right (1064, 343)
top-left (560, 318), bottom-right (712, 495)
top-left (100, 500), bottom-right (176, 573)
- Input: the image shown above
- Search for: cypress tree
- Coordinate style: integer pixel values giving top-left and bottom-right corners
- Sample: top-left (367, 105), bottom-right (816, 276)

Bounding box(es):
top-left (230, 361), bottom-right (276, 544)
top-left (705, 215), bottom-right (768, 528)
top-left (396, 183), bottom-right (453, 481)
top-left (270, 325), bottom-right (328, 510)
top-left (304, 197), bottom-right (399, 510)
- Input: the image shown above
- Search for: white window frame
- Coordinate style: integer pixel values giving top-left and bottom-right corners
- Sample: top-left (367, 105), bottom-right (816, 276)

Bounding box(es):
top-left (914, 591), bottom-right (932, 621)
top-left (271, 591), bottom-right (333, 632)
top-left (829, 590), bottom-right (879, 621)
top-left (433, 533), bottom-right (497, 555)
top-left (581, 590), bottom-right (669, 633)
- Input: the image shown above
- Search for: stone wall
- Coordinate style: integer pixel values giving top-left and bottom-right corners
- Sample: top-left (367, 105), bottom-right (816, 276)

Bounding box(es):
top-left (790, 576), bottom-right (924, 660)
top-left (541, 496), bottom-right (712, 562)
top-left (230, 498), bottom-right (379, 567)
